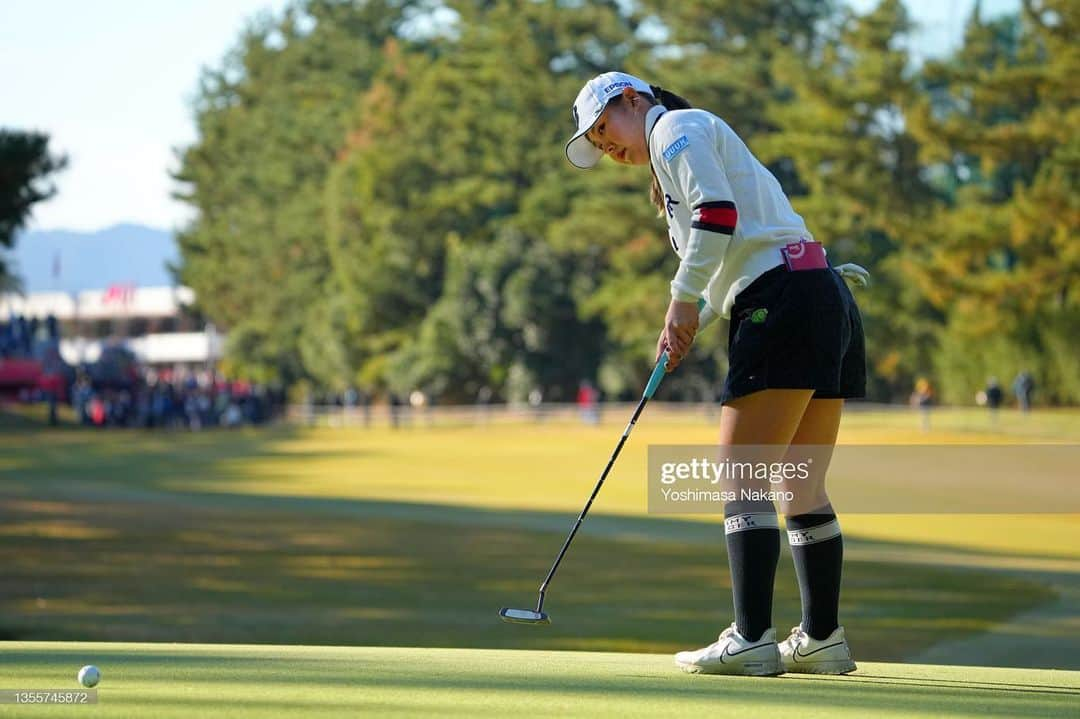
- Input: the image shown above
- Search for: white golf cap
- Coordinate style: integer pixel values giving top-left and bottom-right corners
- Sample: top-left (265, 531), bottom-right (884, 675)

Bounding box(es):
top-left (565, 71), bottom-right (654, 169)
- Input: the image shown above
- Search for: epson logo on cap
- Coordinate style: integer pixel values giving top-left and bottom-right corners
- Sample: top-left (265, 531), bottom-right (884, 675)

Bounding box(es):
top-left (602, 80), bottom-right (631, 95)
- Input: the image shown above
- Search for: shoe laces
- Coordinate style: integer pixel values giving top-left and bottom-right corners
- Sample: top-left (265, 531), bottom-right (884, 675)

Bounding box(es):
top-left (786, 625), bottom-right (807, 646)
top-left (717, 622), bottom-right (738, 642)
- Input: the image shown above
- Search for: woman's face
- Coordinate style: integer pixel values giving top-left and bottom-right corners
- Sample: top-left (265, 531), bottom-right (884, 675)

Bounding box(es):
top-left (586, 89), bottom-right (650, 166)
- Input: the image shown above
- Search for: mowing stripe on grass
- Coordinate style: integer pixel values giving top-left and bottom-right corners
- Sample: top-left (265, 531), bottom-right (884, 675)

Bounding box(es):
top-left (1, 643), bottom-right (1078, 719)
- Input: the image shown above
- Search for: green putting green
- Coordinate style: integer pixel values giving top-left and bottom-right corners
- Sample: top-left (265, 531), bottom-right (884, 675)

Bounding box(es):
top-left (1, 642), bottom-right (1077, 718)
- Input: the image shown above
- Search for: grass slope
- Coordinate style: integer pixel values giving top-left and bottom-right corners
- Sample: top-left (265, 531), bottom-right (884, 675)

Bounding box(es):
top-left (1, 642), bottom-right (1078, 719)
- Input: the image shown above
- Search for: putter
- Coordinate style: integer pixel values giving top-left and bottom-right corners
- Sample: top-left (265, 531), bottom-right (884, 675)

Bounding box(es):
top-left (500, 301), bottom-right (715, 626)
top-left (498, 351), bottom-right (669, 625)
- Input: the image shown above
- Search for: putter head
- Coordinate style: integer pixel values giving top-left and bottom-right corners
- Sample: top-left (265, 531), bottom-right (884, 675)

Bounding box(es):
top-left (499, 607), bottom-right (551, 625)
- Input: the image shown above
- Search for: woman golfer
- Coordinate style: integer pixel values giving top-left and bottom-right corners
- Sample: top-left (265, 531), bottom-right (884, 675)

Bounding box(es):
top-left (565, 72), bottom-right (867, 676)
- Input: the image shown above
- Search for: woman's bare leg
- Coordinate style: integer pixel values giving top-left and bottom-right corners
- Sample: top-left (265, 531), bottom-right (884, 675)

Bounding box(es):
top-left (719, 389), bottom-right (815, 446)
top-left (781, 398), bottom-right (843, 512)
top-left (782, 398), bottom-right (845, 640)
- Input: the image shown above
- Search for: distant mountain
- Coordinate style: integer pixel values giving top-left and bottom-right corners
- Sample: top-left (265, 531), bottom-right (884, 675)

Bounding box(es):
top-left (5, 224), bottom-right (179, 293)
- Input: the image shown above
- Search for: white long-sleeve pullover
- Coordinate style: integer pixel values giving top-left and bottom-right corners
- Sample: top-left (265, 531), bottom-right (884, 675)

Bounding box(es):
top-left (647, 105), bottom-right (812, 319)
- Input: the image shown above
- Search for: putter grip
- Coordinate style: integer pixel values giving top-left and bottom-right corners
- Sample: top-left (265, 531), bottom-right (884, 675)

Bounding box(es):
top-left (644, 298), bottom-right (709, 400)
top-left (644, 352), bottom-right (669, 399)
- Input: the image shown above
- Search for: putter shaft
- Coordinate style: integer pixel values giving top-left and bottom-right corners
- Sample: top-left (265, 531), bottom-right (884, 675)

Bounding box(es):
top-left (533, 353), bottom-right (669, 613)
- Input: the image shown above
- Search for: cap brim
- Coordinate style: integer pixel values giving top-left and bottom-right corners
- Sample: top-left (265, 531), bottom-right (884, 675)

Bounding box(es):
top-left (565, 130), bottom-right (603, 169)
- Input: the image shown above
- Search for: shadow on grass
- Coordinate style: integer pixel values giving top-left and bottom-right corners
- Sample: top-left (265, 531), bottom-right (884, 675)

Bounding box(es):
top-left (0, 501), bottom-right (1058, 664)
top-left (0, 424), bottom-right (1069, 668)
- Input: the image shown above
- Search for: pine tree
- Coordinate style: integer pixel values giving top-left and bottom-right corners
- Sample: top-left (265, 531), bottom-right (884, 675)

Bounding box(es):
top-left (175, 1), bottom-right (418, 384)
top-left (324, 0), bottom-right (637, 399)
top-left (755, 0), bottom-right (938, 400)
top-left (907, 0), bottom-right (1080, 403)
top-left (0, 129), bottom-right (67, 290)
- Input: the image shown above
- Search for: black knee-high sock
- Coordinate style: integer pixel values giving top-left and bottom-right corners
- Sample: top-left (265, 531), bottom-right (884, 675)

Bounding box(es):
top-left (787, 505), bottom-right (843, 640)
top-left (724, 502), bottom-right (780, 642)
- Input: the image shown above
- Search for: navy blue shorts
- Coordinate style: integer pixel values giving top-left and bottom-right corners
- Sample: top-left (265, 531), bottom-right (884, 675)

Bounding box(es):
top-left (719, 265), bottom-right (866, 404)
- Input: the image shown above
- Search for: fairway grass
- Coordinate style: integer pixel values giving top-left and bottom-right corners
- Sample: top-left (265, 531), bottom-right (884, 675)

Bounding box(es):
top-left (0, 488), bottom-right (1055, 660)
top-left (2, 408), bottom-right (1077, 670)
top-left (3, 408), bottom-right (1078, 558)
top-left (1, 642), bottom-right (1078, 718)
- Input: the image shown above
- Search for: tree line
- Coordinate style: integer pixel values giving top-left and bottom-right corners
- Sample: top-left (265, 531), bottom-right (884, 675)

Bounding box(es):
top-left (167, 0), bottom-right (1077, 405)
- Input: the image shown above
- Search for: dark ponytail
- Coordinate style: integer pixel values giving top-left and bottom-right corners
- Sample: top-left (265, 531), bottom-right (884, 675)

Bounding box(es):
top-left (649, 85), bottom-right (692, 111)
top-left (646, 85), bottom-right (693, 215)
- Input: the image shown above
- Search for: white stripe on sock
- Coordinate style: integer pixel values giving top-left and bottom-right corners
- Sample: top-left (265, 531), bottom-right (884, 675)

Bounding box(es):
top-left (787, 519), bottom-right (841, 546)
top-left (724, 513), bottom-right (779, 534)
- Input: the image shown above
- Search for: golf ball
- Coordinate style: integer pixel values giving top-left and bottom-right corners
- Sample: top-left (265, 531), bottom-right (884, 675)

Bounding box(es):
top-left (78, 665), bottom-right (100, 688)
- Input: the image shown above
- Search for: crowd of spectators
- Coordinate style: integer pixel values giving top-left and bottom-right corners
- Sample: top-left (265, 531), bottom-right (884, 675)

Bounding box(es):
top-left (3, 313), bottom-right (279, 429)
top-left (71, 360), bottom-right (280, 430)
top-left (1, 314), bottom-right (60, 358)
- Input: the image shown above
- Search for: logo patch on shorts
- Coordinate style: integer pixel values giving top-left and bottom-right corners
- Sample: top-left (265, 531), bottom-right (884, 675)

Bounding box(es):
top-left (750, 308), bottom-right (768, 324)
top-left (662, 135), bottom-right (689, 162)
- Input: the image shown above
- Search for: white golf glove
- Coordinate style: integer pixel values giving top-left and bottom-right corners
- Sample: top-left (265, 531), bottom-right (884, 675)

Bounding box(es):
top-left (834, 262), bottom-right (870, 288)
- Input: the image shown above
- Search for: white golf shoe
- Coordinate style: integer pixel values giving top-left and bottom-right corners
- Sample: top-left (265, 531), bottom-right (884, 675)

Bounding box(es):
top-left (778, 625), bottom-right (857, 674)
top-left (674, 623), bottom-right (783, 676)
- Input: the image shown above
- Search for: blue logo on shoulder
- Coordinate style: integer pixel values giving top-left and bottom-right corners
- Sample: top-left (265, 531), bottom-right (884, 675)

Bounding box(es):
top-left (662, 135), bottom-right (689, 162)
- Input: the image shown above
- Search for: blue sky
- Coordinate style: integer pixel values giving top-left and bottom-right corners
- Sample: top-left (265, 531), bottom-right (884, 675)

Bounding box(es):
top-left (3, 0), bottom-right (1018, 233)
